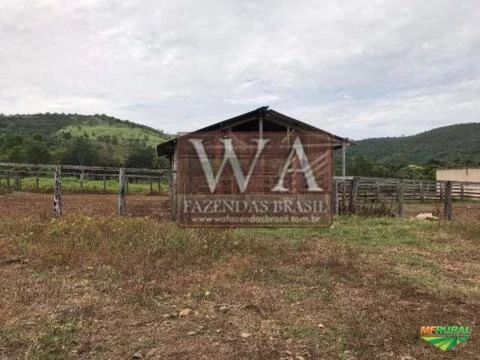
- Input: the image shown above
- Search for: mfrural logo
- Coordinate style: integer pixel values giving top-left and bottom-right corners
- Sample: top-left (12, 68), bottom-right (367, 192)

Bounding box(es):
top-left (420, 325), bottom-right (472, 351)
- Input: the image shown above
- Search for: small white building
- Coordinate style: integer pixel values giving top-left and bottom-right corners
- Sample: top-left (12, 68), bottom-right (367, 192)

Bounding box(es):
top-left (436, 168), bottom-right (480, 198)
top-left (436, 168), bottom-right (480, 183)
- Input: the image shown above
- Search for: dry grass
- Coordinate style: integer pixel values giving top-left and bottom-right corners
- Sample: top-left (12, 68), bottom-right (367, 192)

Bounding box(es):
top-left (0, 214), bottom-right (479, 359)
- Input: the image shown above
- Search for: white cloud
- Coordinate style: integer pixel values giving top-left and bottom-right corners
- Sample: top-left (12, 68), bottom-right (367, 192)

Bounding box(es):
top-left (284, 79), bottom-right (480, 139)
top-left (0, 0), bottom-right (479, 139)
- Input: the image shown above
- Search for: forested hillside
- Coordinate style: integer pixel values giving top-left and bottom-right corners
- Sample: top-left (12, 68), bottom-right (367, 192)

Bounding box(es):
top-left (0, 113), bottom-right (172, 168)
top-left (340, 123), bottom-right (480, 179)
top-left (1, 113), bottom-right (478, 179)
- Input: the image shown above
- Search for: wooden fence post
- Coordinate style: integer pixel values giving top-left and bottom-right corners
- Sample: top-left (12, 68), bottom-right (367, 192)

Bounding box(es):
top-left (419, 181), bottom-right (424, 203)
top-left (103, 175), bottom-right (107, 193)
top-left (35, 172), bottom-right (40, 191)
top-left (334, 179), bottom-right (339, 215)
top-left (340, 180), bottom-right (347, 214)
top-left (460, 184), bottom-right (464, 201)
top-left (150, 177), bottom-right (153, 193)
top-left (397, 179), bottom-right (405, 217)
top-left (14, 173), bottom-right (21, 191)
top-left (444, 181), bottom-right (453, 220)
top-left (375, 183), bottom-right (382, 204)
top-left (53, 166), bottom-right (62, 216)
top-left (118, 168), bottom-right (126, 216)
top-left (80, 166), bottom-right (84, 190)
top-left (349, 178), bottom-right (358, 214)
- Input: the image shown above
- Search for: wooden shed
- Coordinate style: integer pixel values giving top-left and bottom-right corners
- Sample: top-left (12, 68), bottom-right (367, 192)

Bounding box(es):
top-left (157, 106), bottom-right (350, 217)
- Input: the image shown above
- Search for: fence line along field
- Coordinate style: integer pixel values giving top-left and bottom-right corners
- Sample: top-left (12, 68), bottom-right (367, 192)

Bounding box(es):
top-left (335, 176), bottom-right (480, 218)
top-left (3, 162), bottom-right (480, 219)
top-left (0, 162), bottom-right (170, 194)
top-left (2, 191), bottom-right (480, 220)
top-left (0, 162), bottom-right (172, 217)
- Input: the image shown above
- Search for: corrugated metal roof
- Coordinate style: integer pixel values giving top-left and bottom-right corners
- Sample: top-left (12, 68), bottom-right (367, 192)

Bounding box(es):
top-left (157, 106), bottom-right (350, 156)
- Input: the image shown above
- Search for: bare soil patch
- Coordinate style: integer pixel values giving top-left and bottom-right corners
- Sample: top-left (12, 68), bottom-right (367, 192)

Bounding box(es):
top-left (0, 192), bottom-right (171, 218)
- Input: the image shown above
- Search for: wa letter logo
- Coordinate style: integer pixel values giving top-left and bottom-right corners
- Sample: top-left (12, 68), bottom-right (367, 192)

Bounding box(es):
top-left (189, 136), bottom-right (322, 194)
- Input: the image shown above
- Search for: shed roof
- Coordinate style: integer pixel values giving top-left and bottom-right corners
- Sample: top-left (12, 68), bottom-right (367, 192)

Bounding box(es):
top-left (157, 106), bottom-right (350, 156)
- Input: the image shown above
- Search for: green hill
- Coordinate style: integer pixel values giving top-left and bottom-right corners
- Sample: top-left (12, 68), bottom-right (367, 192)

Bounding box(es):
top-left (352, 123), bottom-right (480, 165)
top-left (342, 123), bottom-right (480, 179)
top-left (2, 114), bottom-right (479, 178)
top-left (0, 113), bottom-right (172, 168)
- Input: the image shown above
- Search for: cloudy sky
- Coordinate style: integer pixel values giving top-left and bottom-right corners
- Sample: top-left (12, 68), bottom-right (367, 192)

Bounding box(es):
top-left (0, 0), bottom-right (479, 139)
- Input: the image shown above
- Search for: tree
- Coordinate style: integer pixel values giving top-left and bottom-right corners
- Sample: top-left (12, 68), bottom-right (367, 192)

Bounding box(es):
top-left (97, 147), bottom-right (119, 167)
top-left (4, 135), bottom-right (23, 150)
top-left (154, 156), bottom-right (170, 169)
top-left (61, 137), bottom-right (99, 165)
top-left (6, 145), bottom-right (25, 162)
top-left (125, 145), bottom-right (155, 168)
top-left (24, 140), bottom-right (51, 164)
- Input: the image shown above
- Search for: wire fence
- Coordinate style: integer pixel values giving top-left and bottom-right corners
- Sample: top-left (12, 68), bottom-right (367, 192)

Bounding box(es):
top-left (0, 162), bottom-right (173, 218)
top-left (0, 162), bottom-right (171, 194)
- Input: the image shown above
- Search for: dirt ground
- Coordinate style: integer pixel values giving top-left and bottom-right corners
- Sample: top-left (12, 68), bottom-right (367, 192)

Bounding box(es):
top-left (1, 192), bottom-right (479, 220)
top-left (0, 192), bottom-right (171, 218)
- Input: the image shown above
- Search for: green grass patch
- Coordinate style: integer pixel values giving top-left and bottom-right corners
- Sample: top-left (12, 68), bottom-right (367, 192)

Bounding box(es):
top-left (394, 254), bottom-right (441, 274)
top-left (441, 220), bottom-right (480, 241)
top-left (12, 176), bottom-right (167, 194)
top-left (59, 124), bottom-right (166, 148)
top-left (31, 319), bottom-right (78, 360)
top-left (235, 216), bottom-right (436, 249)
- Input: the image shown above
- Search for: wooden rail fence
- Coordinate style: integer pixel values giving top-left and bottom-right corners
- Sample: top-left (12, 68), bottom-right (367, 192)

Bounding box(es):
top-left (2, 164), bottom-right (479, 219)
top-left (0, 162), bottom-right (172, 216)
top-left (0, 162), bottom-right (170, 192)
top-left (334, 177), bottom-right (480, 219)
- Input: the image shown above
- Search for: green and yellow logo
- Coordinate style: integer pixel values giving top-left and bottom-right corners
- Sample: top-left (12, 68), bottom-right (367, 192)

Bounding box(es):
top-left (420, 325), bottom-right (472, 351)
